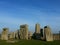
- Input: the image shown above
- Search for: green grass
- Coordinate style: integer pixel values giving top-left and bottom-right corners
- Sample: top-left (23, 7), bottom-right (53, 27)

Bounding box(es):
top-left (0, 40), bottom-right (60, 45)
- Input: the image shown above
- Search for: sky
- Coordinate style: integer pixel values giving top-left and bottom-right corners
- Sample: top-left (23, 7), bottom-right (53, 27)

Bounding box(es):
top-left (0, 0), bottom-right (60, 33)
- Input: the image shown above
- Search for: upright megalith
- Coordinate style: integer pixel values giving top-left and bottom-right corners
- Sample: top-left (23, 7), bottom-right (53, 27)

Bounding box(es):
top-left (44, 26), bottom-right (53, 41)
top-left (28, 31), bottom-right (32, 40)
top-left (40, 28), bottom-right (45, 40)
top-left (8, 32), bottom-right (15, 40)
top-left (15, 30), bottom-right (20, 39)
top-left (1, 28), bottom-right (9, 40)
top-left (35, 23), bottom-right (40, 34)
top-left (20, 24), bottom-right (28, 40)
top-left (34, 23), bottom-right (40, 39)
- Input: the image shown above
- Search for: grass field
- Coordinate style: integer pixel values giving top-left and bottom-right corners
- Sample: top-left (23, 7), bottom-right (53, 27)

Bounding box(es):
top-left (0, 40), bottom-right (60, 45)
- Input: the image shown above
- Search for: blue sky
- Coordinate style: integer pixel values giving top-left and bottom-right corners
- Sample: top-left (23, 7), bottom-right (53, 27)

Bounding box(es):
top-left (0, 0), bottom-right (60, 33)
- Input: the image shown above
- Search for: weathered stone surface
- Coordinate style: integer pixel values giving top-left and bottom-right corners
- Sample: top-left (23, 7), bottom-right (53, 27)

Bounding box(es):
top-left (20, 24), bottom-right (28, 40)
top-left (15, 30), bottom-right (20, 39)
top-left (35, 23), bottom-right (40, 34)
top-left (8, 32), bottom-right (15, 40)
top-left (53, 34), bottom-right (60, 40)
top-left (1, 28), bottom-right (9, 40)
top-left (34, 23), bottom-right (40, 39)
top-left (44, 26), bottom-right (53, 41)
top-left (28, 31), bottom-right (32, 39)
top-left (40, 29), bottom-right (45, 40)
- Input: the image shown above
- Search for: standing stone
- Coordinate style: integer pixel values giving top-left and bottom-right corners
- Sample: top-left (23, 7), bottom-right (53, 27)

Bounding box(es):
top-left (35, 23), bottom-right (40, 34)
top-left (53, 34), bottom-right (60, 40)
top-left (28, 31), bottom-right (32, 40)
top-left (15, 30), bottom-right (20, 39)
top-left (40, 28), bottom-right (45, 40)
top-left (34, 23), bottom-right (40, 39)
top-left (20, 24), bottom-right (28, 40)
top-left (53, 31), bottom-right (60, 40)
top-left (1, 28), bottom-right (9, 40)
top-left (44, 26), bottom-right (53, 41)
top-left (9, 32), bottom-right (15, 40)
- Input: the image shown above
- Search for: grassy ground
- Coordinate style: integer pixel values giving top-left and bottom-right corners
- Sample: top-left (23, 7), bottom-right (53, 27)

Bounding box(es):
top-left (0, 40), bottom-right (60, 45)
